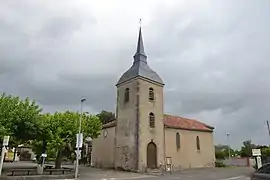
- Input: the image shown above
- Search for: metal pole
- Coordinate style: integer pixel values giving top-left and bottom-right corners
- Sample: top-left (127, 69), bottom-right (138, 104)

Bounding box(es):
top-left (266, 120), bottom-right (270, 147)
top-left (75, 98), bottom-right (86, 179)
top-left (226, 133), bottom-right (231, 160)
top-left (0, 146), bottom-right (6, 176)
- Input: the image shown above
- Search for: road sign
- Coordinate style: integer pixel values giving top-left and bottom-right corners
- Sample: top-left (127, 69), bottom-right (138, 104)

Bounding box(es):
top-left (76, 133), bottom-right (83, 148)
top-left (257, 156), bottom-right (262, 169)
top-left (41, 153), bottom-right (47, 158)
top-left (2, 136), bottom-right (10, 146)
top-left (252, 149), bottom-right (261, 156)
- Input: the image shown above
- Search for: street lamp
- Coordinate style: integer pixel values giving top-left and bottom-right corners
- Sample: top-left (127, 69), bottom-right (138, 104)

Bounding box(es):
top-left (75, 98), bottom-right (86, 179)
top-left (226, 133), bottom-right (231, 160)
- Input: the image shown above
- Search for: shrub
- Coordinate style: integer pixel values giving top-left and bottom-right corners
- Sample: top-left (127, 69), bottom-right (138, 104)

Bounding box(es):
top-left (215, 161), bottom-right (226, 167)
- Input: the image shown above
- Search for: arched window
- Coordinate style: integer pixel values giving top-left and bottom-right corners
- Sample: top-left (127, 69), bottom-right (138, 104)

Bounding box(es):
top-left (149, 112), bottom-right (155, 128)
top-left (149, 87), bottom-right (154, 101)
top-left (124, 88), bottom-right (129, 102)
top-left (176, 132), bottom-right (180, 150)
top-left (196, 136), bottom-right (200, 150)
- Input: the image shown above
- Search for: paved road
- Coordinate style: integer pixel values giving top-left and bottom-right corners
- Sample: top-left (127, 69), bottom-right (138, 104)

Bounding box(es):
top-left (158, 167), bottom-right (253, 180)
top-left (2, 162), bottom-right (254, 180)
top-left (79, 167), bottom-right (254, 180)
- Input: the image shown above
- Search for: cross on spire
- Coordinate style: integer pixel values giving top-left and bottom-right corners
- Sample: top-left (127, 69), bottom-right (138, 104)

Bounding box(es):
top-left (133, 19), bottom-right (147, 63)
top-left (116, 20), bottom-right (164, 86)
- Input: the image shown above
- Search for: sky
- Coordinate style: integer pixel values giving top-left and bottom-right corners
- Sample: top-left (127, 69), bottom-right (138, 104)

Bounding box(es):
top-left (1, 0), bottom-right (270, 149)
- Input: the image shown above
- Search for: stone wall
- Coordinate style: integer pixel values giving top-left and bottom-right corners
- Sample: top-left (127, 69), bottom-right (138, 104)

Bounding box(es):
top-left (164, 128), bottom-right (215, 170)
top-left (223, 157), bottom-right (254, 167)
top-left (115, 80), bottom-right (139, 171)
top-left (137, 78), bottom-right (165, 172)
top-left (91, 126), bottom-right (115, 168)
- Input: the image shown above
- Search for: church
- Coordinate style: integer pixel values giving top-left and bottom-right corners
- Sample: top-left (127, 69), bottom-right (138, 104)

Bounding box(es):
top-left (91, 26), bottom-right (215, 172)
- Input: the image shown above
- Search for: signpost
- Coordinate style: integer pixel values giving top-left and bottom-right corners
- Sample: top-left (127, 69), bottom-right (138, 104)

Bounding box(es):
top-left (0, 136), bottom-right (10, 176)
top-left (166, 157), bottom-right (172, 174)
top-left (41, 153), bottom-right (47, 166)
top-left (76, 133), bottom-right (83, 150)
top-left (75, 98), bottom-right (86, 179)
top-left (252, 149), bottom-right (261, 156)
top-left (76, 133), bottom-right (83, 160)
top-left (252, 149), bottom-right (262, 169)
top-left (75, 133), bottom-right (83, 178)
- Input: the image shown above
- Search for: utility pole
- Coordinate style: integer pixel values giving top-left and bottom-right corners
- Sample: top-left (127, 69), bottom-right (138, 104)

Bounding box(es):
top-left (266, 120), bottom-right (270, 147)
top-left (75, 98), bottom-right (86, 179)
top-left (226, 133), bottom-right (231, 160)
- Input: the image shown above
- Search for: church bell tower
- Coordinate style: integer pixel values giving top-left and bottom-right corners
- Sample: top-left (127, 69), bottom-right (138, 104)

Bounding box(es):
top-left (115, 25), bottom-right (165, 172)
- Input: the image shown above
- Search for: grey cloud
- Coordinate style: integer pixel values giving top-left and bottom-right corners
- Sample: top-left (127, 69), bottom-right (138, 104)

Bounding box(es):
top-left (40, 17), bottom-right (83, 39)
top-left (1, 0), bottom-right (270, 148)
top-left (38, 15), bottom-right (96, 40)
top-left (147, 0), bottom-right (270, 148)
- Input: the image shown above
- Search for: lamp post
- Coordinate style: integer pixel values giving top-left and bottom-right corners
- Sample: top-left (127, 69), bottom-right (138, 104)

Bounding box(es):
top-left (226, 133), bottom-right (231, 160)
top-left (75, 98), bottom-right (86, 179)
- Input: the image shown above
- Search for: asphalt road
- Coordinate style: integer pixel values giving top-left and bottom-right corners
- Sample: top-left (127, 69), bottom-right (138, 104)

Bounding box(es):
top-left (79, 167), bottom-right (254, 180)
top-left (2, 162), bottom-right (254, 180)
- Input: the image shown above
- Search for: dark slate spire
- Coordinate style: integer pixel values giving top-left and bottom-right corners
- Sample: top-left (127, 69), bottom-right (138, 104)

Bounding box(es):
top-left (133, 27), bottom-right (147, 63)
top-left (116, 23), bottom-right (164, 86)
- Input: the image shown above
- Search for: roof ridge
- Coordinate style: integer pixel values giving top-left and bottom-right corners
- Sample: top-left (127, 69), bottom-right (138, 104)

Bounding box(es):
top-left (164, 113), bottom-right (214, 130)
top-left (164, 113), bottom-right (197, 121)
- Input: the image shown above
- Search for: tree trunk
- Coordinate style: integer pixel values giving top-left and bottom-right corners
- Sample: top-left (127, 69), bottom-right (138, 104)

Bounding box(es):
top-left (55, 149), bottom-right (62, 169)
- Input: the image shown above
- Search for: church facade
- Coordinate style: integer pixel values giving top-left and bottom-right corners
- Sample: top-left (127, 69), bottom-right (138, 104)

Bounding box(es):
top-left (91, 27), bottom-right (215, 172)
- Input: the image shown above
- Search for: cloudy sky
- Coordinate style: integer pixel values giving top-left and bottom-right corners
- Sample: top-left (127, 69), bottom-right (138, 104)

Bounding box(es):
top-left (1, 0), bottom-right (270, 149)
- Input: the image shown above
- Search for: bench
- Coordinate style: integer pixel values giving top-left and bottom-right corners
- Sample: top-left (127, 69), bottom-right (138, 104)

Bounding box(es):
top-left (44, 168), bottom-right (73, 175)
top-left (44, 165), bottom-right (53, 169)
top-left (10, 168), bottom-right (36, 176)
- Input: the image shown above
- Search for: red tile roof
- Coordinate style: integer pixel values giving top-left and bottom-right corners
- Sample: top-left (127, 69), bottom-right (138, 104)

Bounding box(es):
top-left (164, 114), bottom-right (214, 132)
top-left (102, 115), bottom-right (214, 132)
top-left (102, 120), bottom-right (116, 129)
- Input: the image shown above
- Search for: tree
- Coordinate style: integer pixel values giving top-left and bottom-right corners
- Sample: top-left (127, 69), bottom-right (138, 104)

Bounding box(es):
top-left (0, 93), bottom-right (42, 145)
top-left (215, 150), bottom-right (226, 160)
top-left (240, 140), bottom-right (256, 157)
top-left (215, 144), bottom-right (235, 159)
top-left (96, 110), bottom-right (115, 124)
top-left (261, 147), bottom-right (270, 158)
top-left (34, 111), bottom-right (101, 168)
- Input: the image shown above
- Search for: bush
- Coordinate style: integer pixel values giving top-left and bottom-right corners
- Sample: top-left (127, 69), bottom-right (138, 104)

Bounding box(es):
top-left (215, 161), bottom-right (226, 167)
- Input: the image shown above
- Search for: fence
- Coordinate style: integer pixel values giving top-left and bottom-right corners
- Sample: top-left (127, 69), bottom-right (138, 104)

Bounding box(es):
top-left (222, 157), bottom-right (255, 167)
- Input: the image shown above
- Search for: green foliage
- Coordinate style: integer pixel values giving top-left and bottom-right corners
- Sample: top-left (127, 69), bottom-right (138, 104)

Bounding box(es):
top-left (240, 140), bottom-right (256, 157)
top-left (215, 151), bottom-right (226, 160)
top-left (96, 110), bottom-right (115, 124)
top-left (42, 111), bottom-right (101, 147)
top-left (0, 93), bottom-right (102, 168)
top-left (0, 93), bottom-right (42, 146)
top-left (261, 146), bottom-right (270, 157)
top-left (32, 111), bottom-right (102, 168)
top-left (215, 144), bottom-right (235, 160)
top-left (215, 161), bottom-right (226, 167)
top-left (237, 140), bottom-right (270, 158)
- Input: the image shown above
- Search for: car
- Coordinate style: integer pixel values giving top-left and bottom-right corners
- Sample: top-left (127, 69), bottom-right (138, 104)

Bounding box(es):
top-left (251, 163), bottom-right (270, 179)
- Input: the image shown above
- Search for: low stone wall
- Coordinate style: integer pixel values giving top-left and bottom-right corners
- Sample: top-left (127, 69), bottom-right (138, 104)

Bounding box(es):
top-left (222, 157), bottom-right (255, 167)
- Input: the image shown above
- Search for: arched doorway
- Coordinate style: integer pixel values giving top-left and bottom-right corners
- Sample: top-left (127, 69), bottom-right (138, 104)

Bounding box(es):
top-left (147, 142), bottom-right (157, 169)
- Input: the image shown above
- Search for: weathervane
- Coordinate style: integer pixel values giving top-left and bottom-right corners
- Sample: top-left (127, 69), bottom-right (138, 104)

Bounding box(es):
top-left (139, 18), bottom-right (142, 27)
